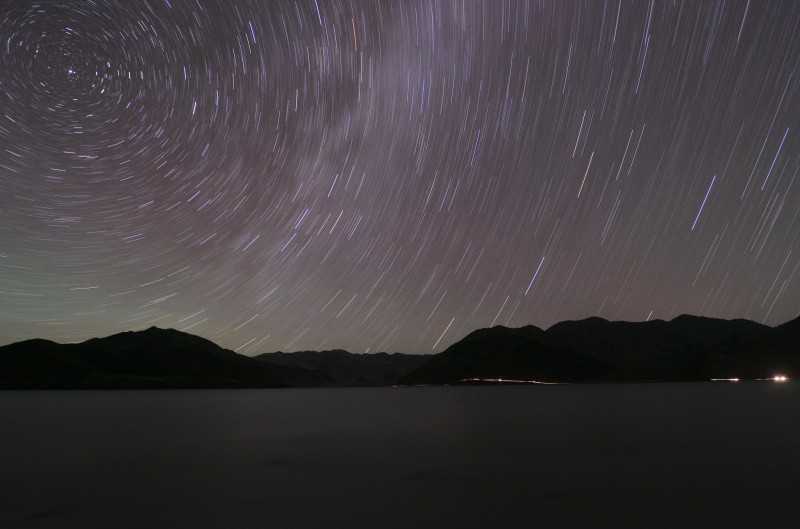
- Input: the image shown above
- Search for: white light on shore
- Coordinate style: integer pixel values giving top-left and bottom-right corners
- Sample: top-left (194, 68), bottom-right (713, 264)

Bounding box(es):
top-left (460, 377), bottom-right (559, 385)
top-left (773, 375), bottom-right (789, 383)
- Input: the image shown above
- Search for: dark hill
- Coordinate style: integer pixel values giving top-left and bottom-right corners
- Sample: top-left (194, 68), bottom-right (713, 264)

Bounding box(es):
top-left (256, 349), bottom-right (428, 386)
top-left (542, 315), bottom-right (772, 380)
top-left (0, 327), bottom-right (324, 389)
top-left (3, 314), bottom-right (798, 389)
top-left (777, 315), bottom-right (800, 333)
top-left (401, 324), bottom-right (613, 384)
top-left (402, 314), bottom-right (800, 384)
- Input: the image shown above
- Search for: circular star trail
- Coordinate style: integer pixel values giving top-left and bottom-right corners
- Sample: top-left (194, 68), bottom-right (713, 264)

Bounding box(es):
top-left (1, 0), bottom-right (800, 353)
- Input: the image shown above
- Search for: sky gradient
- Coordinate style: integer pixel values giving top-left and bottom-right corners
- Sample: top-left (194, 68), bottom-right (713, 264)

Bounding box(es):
top-left (1, 0), bottom-right (799, 354)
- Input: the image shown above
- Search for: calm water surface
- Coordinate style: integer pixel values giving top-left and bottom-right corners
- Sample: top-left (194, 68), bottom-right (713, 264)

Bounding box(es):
top-left (1, 384), bottom-right (798, 528)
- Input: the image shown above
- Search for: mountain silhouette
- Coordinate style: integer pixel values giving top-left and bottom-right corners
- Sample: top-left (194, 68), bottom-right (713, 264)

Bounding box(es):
top-left (2, 314), bottom-right (798, 388)
top-left (402, 314), bottom-right (800, 384)
top-left (398, 325), bottom-right (611, 384)
top-left (0, 327), bottom-right (324, 389)
top-left (256, 350), bottom-right (428, 386)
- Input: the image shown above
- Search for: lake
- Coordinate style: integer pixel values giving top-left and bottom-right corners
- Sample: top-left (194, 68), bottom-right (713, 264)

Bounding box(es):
top-left (1, 383), bottom-right (797, 528)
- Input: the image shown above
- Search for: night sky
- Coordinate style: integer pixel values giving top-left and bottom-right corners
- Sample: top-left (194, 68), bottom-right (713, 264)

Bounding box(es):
top-left (1, 0), bottom-right (799, 354)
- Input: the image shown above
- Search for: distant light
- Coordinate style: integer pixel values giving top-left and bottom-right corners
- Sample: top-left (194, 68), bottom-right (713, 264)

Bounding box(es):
top-left (710, 377), bottom-right (740, 382)
top-left (460, 377), bottom-right (558, 385)
top-left (773, 375), bottom-right (788, 383)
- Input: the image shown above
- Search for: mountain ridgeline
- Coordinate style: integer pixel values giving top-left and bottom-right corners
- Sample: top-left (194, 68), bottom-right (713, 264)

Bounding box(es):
top-left (1, 314), bottom-right (798, 389)
top-left (0, 327), bottom-right (326, 389)
top-left (256, 350), bottom-right (428, 387)
top-left (401, 315), bottom-right (800, 384)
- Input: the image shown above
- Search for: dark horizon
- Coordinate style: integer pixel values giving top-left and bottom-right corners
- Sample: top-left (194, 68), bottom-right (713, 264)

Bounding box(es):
top-left (3, 310), bottom-right (798, 390)
top-left (3, 310), bottom-right (799, 356)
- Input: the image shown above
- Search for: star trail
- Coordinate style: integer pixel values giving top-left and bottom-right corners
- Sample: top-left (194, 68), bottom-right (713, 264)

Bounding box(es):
top-left (1, 0), bottom-right (799, 354)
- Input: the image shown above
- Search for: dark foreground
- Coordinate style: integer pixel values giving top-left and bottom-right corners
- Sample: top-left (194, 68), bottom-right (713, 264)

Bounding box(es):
top-left (1, 384), bottom-right (797, 529)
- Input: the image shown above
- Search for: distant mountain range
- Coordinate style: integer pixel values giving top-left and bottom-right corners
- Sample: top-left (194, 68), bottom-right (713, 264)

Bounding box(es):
top-left (402, 314), bottom-right (800, 384)
top-left (1, 314), bottom-right (798, 389)
top-left (0, 327), bottom-right (423, 389)
top-left (257, 350), bottom-right (428, 387)
top-left (0, 328), bottom-right (325, 389)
